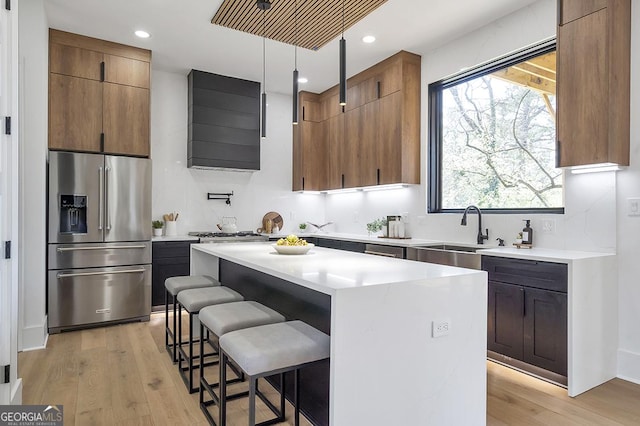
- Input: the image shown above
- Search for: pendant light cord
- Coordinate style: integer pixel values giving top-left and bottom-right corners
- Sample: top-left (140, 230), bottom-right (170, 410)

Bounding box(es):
top-left (294, 0), bottom-right (298, 68)
top-left (342, 0), bottom-right (345, 37)
top-left (262, 7), bottom-right (266, 91)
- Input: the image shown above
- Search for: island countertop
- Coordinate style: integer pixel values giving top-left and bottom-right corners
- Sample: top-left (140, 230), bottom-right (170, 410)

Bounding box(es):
top-left (191, 242), bottom-right (485, 296)
top-left (190, 241), bottom-right (488, 425)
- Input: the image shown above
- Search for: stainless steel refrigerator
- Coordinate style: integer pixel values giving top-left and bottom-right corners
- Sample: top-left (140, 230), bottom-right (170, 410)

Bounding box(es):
top-left (47, 151), bottom-right (152, 333)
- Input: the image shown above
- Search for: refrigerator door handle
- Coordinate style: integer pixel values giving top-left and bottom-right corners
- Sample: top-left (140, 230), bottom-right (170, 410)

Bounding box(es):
top-left (56, 268), bottom-right (146, 279)
top-left (98, 166), bottom-right (104, 230)
top-left (105, 166), bottom-right (111, 230)
top-left (56, 245), bottom-right (147, 252)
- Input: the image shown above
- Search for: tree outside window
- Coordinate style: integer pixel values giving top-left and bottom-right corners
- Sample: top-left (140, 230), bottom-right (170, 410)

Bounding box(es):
top-left (430, 44), bottom-right (562, 212)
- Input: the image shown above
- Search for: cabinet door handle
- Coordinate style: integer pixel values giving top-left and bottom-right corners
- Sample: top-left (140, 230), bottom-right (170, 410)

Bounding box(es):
top-left (377, 81), bottom-right (381, 99)
top-left (98, 166), bottom-right (104, 230)
top-left (302, 177), bottom-right (305, 191)
top-left (100, 132), bottom-right (105, 152)
top-left (377, 168), bottom-right (380, 185)
top-left (57, 268), bottom-right (146, 279)
top-left (521, 287), bottom-right (526, 317)
top-left (100, 61), bottom-right (105, 82)
top-left (341, 174), bottom-right (345, 188)
top-left (302, 106), bottom-right (305, 121)
top-left (57, 245), bottom-right (146, 252)
top-left (557, 0), bottom-right (562, 26)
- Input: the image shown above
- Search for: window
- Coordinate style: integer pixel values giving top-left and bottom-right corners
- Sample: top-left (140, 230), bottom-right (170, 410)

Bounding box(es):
top-left (428, 41), bottom-right (563, 213)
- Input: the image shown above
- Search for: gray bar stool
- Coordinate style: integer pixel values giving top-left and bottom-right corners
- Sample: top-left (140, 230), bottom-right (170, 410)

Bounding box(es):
top-left (177, 286), bottom-right (244, 393)
top-left (198, 301), bottom-right (286, 425)
top-left (165, 275), bottom-right (219, 362)
top-left (218, 321), bottom-right (330, 426)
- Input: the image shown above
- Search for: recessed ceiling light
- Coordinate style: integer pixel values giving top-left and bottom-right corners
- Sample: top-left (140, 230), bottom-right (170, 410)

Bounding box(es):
top-left (362, 35), bottom-right (376, 43)
top-left (135, 30), bottom-right (150, 39)
top-left (298, 77), bottom-right (308, 84)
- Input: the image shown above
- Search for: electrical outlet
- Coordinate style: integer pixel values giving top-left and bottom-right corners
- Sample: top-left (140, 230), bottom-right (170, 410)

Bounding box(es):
top-left (541, 219), bottom-right (555, 234)
top-left (628, 198), bottom-right (640, 217)
top-left (432, 319), bottom-right (450, 338)
top-left (353, 211), bottom-right (359, 223)
top-left (290, 211), bottom-right (297, 221)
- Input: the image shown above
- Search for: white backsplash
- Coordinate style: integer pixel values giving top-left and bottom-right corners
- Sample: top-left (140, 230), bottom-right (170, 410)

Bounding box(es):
top-left (151, 71), bottom-right (324, 235)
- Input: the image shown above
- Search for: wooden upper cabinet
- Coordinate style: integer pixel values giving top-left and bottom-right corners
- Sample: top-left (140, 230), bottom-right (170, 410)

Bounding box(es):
top-left (49, 43), bottom-right (103, 80)
top-left (559, 0), bottom-right (608, 25)
top-left (48, 29), bottom-right (151, 157)
top-left (103, 83), bottom-right (150, 157)
top-left (291, 51), bottom-right (420, 191)
top-left (556, 0), bottom-right (630, 167)
top-left (49, 74), bottom-right (103, 152)
top-left (293, 91), bottom-right (326, 190)
top-left (324, 114), bottom-right (344, 190)
top-left (376, 63), bottom-right (402, 98)
top-left (104, 54), bottom-right (150, 89)
top-left (302, 98), bottom-right (322, 122)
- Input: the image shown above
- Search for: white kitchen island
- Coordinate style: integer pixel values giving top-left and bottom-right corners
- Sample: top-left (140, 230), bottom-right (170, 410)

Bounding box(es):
top-left (191, 242), bottom-right (488, 426)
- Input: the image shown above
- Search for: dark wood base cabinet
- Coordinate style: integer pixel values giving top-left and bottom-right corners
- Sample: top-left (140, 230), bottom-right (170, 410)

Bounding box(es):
top-left (483, 256), bottom-right (568, 383)
top-left (151, 241), bottom-right (192, 309)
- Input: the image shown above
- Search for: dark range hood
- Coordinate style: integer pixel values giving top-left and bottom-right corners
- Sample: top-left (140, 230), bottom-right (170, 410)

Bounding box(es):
top-left (188, 70), bottom-right (260, 171)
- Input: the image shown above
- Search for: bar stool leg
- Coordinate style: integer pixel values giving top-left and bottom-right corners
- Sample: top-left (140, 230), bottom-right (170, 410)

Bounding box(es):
top-left (294, 369), bottom-right (300, 426)
top-left (188, 311), bottom-right (195, 392)
top-left (220, 352), bottom-right (227, 426)
top-left (199, 322), bottom-right (205, 409)
top-left (165, 290), bottom-right (169, 349)
top-left (173, 294), bottom-right (178, 362)
top-left (280, 373), bottom-right (286, 421)
top-left (248, 376), bottom-right (257, 426)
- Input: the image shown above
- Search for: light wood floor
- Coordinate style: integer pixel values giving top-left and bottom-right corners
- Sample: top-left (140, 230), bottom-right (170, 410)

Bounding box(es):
top-left (19, 313), bottom-right (640, 425)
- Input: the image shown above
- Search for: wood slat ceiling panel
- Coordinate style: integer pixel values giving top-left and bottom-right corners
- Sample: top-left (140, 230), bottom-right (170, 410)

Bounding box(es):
top-left (212, 0), bottom-right (388, 50)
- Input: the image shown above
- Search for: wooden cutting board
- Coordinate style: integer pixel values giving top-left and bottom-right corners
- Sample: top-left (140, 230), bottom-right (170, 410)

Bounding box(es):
top-left (263, 211), bottom-right (284, 231)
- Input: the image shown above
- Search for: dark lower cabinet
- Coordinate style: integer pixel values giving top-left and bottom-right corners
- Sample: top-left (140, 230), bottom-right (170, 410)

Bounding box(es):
top-left (151, 241), bottom-right (192, 309)
top-left (483, 256), bottom-right (568, 380)
top-left (523, 286), bottom-right (568, 376)
top-left (488, 281), bottom-right (524, 360)
top-left (316, 238), bottom-right (365, 253)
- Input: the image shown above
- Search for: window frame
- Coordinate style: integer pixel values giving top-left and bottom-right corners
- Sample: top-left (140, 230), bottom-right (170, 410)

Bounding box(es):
top-left (428, 39), bottom-right (564, 214)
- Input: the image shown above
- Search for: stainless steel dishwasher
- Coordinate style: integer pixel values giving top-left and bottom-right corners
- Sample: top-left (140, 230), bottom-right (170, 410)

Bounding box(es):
top-left (364, 244), bottom-right (405, 258)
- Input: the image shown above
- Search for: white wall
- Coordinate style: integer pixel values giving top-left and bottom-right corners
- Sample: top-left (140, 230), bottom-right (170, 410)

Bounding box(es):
top-left (151, 70), bottom-right (324, 234)
top-left (616, 1), bottom-right (640, 384)
top-left (18, 0), bottom-right (48, 350)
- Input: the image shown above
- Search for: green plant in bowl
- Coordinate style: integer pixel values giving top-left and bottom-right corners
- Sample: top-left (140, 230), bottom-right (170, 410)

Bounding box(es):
top-left (299, 223), bottom-right (307, 230)
top-left (152, 220), bottom-right (164, 229)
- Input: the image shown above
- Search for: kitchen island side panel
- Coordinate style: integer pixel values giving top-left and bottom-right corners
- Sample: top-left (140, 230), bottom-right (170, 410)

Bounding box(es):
top-left (331, 275), bottom-right (487, 426)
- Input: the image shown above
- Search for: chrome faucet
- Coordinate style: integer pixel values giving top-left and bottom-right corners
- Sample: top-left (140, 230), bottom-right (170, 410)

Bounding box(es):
top-left (461, 205), bottom-right (489, 245)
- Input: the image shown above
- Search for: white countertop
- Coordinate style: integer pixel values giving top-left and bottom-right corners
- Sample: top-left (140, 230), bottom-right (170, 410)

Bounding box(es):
top-left (152, 235), bottom-right (199, 242)
top-left (266, 232), bottom-right (486, 248)
top-left (192, 242), bottom-right (485, 296)
top-left (478, 247), bottom-right (615, 263)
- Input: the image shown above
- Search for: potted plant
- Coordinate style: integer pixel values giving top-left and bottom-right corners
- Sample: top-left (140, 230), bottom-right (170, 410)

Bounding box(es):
top-left (299, 223), bottom-right (307, 231)
top-left (152, 220), bottom-right (164, 237)
top-left (366, 219), bottom-right (383, 236)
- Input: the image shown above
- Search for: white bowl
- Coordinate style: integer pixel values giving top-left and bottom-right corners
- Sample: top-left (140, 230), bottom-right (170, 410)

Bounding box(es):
top-left (272, 243), bottom-right (314, 255)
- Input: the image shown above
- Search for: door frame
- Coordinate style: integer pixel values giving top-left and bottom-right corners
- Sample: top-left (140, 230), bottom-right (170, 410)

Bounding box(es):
top-left (0, 0), bottom-right (20, 405)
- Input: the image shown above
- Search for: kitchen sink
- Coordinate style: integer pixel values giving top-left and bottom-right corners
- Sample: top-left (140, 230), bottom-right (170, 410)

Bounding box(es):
top-left (406, 245), bottom-right (482, 269)
top-left (419, 244), bottom-right (479, 253)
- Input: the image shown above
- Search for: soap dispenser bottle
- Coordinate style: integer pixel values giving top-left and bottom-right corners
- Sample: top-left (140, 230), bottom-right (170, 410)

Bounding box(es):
top-left (522, 220), bottom-right (533, 245)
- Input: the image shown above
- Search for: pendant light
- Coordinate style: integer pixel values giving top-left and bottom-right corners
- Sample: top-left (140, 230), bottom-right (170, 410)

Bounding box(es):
top-left (257, 0), bottom-right (271, 138)
top-left (339, 0), bottom-right (346, 106)
top-left (292, 0), bottom-right (299, 125)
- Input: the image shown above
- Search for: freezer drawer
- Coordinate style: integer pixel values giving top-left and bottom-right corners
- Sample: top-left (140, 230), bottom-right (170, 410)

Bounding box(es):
top-left (48, 264), bottom-right (151, 333)
top-left (48, 241), bottom-right (151, 269)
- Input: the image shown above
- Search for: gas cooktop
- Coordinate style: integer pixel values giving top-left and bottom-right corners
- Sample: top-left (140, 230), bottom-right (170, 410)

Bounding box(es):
top-left (188, 231), bottom-right (268, 242)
